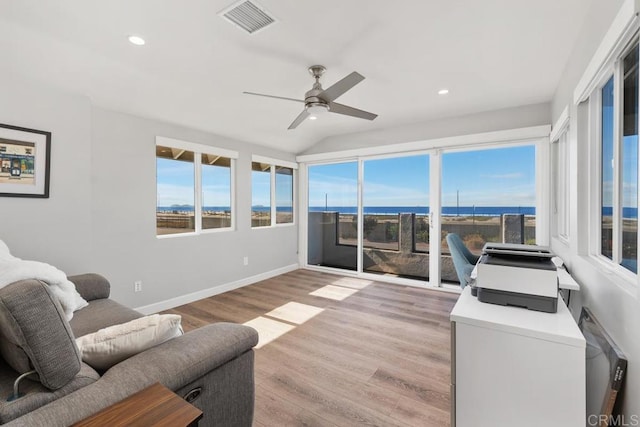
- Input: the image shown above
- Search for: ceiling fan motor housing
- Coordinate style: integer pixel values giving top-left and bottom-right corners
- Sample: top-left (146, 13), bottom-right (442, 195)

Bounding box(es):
top-left (305, 87), bottom-right (330, 113)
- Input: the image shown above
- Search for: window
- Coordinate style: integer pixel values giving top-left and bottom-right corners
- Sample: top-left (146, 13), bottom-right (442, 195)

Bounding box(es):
top-left (621, 44), bottom-right (638, 272)
top-left (601, 76), bottom-right (615, 260)
top-left (362, 155), bottom-right (429, 277)
top-left (551, 110), bottom-right (570, 241)
top-left (304, 140), bottom-right (540, 286)
top-left (156, 146), bottom-right (195, 235)
top-left (442, 145), bottom-right (537, 285)
top-left (307, 161), bottom-right (358, 270)
top-left (156, 137), bottom-right (237, 236)
top-left (275, 166), bottom-right (294, 224)
top-left (251, 162), bottom-right (272, 227)
top-left (252, 156), bottom-right (296, 228)
top-left (201, 154), bottom-right (232, 230)
top-left (594, 41), bottom-right (638, 273)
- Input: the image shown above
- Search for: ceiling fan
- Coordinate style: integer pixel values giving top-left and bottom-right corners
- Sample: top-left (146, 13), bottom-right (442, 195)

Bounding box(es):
top-left (243, 65), bottom-right (378, 130)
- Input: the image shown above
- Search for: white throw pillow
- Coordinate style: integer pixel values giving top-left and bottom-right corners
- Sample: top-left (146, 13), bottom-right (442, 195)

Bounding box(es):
top-left (75, 314), bottom-right (183, 370)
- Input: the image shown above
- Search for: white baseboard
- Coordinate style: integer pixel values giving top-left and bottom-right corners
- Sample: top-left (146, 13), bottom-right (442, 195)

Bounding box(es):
top-left (135, 263), bottom-right (299, 315)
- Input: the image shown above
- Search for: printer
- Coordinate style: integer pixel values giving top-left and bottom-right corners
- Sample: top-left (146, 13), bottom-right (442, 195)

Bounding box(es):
top-left (475, 243), bottom-right (558, 313)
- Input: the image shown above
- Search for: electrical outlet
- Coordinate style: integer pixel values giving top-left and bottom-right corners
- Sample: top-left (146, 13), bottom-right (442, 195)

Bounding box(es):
top-left (134, 280), bottom-right (143, 292)
top-left (243, 256), bottom-right (249, 266)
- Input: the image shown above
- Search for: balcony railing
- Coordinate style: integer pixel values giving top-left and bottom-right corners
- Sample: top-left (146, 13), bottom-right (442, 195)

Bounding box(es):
top-left (308, 212), bottom-right (535, 283)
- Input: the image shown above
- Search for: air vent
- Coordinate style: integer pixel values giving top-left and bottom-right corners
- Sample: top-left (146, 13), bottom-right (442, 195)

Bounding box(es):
top-left (219, 0), bottom-right (277, 34)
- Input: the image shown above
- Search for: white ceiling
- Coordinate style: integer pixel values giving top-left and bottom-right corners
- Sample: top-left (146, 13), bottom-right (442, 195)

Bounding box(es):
top-left (0, 0), bottom-right (592, 154)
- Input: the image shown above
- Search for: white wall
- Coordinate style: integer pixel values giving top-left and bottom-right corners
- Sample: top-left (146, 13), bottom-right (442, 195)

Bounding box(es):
top-left (0, 76), bottom-right (299, 311)
top-left (90, 107), bottom-right (298, 308)
top-left (302, 102), bottom-right (550, 155)
top-left (0, 77), bottom-right (93, 272)
top-left (549, 0), bottom-right (638, 419)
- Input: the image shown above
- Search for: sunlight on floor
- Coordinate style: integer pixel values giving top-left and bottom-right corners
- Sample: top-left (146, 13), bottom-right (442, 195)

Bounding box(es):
top-left (243, 316), bottom-right (295, 349)
top-left (310, 284), bottom-right (360, 301)
top-left (243, 279), bottom-right (369, 348)
top-left (330, 277), bottom-right (374, 290)
top-left (266, 301), bottom-right (325, 325)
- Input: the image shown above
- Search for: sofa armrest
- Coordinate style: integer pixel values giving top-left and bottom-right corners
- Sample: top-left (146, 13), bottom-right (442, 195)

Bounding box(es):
top-left (67, 274), bottom-right (110, 301)
top-left (102, 322), bottom-right (258, 389)
top-left (4, 323), bottom-right (258, 426)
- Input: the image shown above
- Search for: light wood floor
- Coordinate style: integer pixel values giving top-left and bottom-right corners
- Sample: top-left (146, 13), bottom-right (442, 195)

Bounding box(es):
top-left (164, 269), bottom-right (459, 427)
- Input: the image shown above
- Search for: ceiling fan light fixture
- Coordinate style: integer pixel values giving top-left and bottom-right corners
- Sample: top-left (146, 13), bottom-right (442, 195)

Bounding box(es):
top-left (306, 103), bottom-right (329, 116)
top-left (128, 35), bottom-right (146, 46)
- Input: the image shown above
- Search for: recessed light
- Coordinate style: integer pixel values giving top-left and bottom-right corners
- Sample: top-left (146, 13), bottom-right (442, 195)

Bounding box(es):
top-left (128, 35), bottom-right (146, 46)
top-left (438, 89), bottom-right (449, 95)
top-left (309, 116), bottom-right (317, 120)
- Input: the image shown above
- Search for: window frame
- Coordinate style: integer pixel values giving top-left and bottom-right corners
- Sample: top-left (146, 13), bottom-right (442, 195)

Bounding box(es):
top-left (571, 0), bottom-right (640, 290)
top-left (550, 106), bottom-right (570, 244)
top-left (587, 38), bottom-right (639, 281)
top-left (156, 136), bottom-right (238, 238)
top-left (251, 155), bottom-right (297, 229)
top-left (275, 165), bottom-right (295, 225)
top-left (299, 134), bottom-right (547, 288)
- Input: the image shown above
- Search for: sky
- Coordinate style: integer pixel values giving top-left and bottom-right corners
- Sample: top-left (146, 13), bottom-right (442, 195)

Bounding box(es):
top-left (157, 145), bottom-right (539, 209)
top-left (156, 158), bottom-right (293, 208)
top-left (157, 129), bottom-right (638, 212)
top-left (157, 158), bottom-right (231, 207)
top-left (442, 146), bottom-right (536, 207)
top-left (602, 75), bottom-right (639, 211)
top-left (251, 169), bottom-right (294, 208)
top-left (308, 145), bottom-right (537, 207)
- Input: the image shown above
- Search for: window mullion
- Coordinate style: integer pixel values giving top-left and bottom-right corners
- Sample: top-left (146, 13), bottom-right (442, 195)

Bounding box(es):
top-left (230, 159), bottom-right (236, 230)
top-left (593, 88), bottom-right (605, 257)
top-left (429, 150), bottom-right (442, 287)
top-left (556, 134), bottom-right (566, 238)
top-left (291, 169), bottom-right (296, 224)
top-left (563, 131), bottom-right (570, 239)
top-left (637, 43), bottom-right (640, 271)
top-left (194, 152), bottom-right (203, 234)
top-left (356, 158), bottom-right (364, 274)
top-left (612, 63), bottom-right (623, 264)
top-left (270, 165), bottom-right (276, 226)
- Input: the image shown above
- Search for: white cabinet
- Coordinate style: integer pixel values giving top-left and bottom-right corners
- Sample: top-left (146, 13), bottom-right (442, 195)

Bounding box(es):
top-left (450, 287), bottom-right (585, 427)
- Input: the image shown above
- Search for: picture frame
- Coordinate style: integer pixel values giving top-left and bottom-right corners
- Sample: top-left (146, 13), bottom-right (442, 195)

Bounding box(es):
top-left (0, 123), bottom-right (51, 198)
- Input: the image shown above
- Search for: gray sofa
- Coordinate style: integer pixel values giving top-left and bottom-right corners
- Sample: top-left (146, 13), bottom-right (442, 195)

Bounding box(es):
top-left (0, 274), bottom-right (258, 426)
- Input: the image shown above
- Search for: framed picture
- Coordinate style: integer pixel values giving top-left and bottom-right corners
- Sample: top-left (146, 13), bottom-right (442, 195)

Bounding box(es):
top-left (0, 123), bottom-right (51, 198)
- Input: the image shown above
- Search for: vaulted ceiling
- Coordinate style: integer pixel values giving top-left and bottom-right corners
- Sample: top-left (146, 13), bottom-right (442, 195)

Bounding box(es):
top-left (0, 0), bottom-right (593, 153)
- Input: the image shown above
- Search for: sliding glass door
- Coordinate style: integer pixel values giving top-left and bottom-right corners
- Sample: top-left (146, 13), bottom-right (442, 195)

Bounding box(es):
top-left (441, 145), bottom-right (536, 284)
top-left (362, 155), bottom-right (430, 279)
top-left (304, 143), bottom-right (539, 287)
top-left (307, 161), bottom-right (358, 270)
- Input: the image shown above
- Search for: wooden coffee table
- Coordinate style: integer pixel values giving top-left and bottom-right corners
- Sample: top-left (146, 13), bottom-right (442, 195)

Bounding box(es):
top-left (73, 382), bottom-right (203, 427)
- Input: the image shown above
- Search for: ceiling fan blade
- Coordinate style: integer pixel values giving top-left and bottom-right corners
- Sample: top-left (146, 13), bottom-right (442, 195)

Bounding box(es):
top-left (319, 72), bottom-right (365, 102)
top-left (243, 92), bottom-right (304, 103)
top-left (329, 102), bottom-right (378, 120)
top-left (288, 109), bottom-right (310, 129)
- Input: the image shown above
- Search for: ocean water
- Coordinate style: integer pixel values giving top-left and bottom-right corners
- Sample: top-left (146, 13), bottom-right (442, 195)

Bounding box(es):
top-left (309, 206), bottom-right (535, 216)
top-left (158, 205), bottom-right (640, 219)
top-left (158, 205), bottom-right (536, 216)
top-left (602, 207), bottom-right (639, 218)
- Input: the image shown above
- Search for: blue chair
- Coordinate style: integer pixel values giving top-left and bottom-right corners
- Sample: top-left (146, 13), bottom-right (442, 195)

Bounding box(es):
top-left (446, 233), bottom-right (480, 289)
